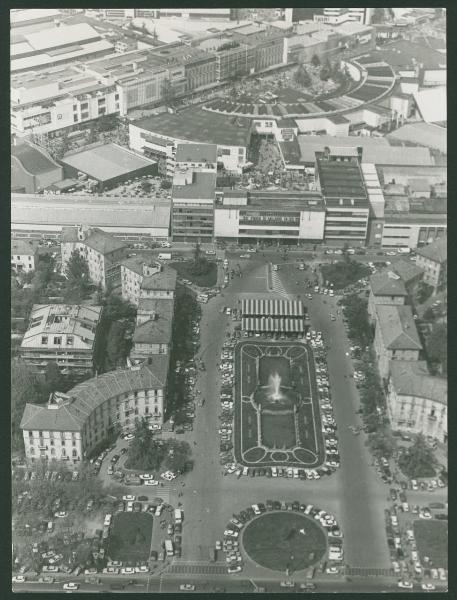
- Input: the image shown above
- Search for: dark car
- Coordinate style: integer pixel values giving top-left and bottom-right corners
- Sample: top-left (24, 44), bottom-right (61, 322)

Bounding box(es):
top-left (138, 496), bottom-right (148, 502)
top-left (390, 489), bottom-right (398, 501)
top-left (273, 501), bottom-right (281, 511)
top-left (133, 502), bottom-right (142, 512)
top-left (258, 503), bottom-right (266, 513)
top-left (429, 502), bottom-right (445, 510)
top-left (266, 500), bottom-right (274, 511)
top-left (249, 469), bottom-right (255, 477)
top-left (400, 481), bottom-right (408, 490)
top-left (175, 523), bottom-right (182, 533)
top-left (246, 507), bottom-right (255, 520)
top-left (239, 511), bottom-right (249, 522)
top-left (399, 491), bottom-right (407, 503)
top-left (120, 448), bottom-right (127, 455)
top-left (292, 501), bottom-right (300, 511)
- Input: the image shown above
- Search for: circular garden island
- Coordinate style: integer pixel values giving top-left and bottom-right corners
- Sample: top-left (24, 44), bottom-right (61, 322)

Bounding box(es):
top-left (242, 512), bottom-right (327, 572)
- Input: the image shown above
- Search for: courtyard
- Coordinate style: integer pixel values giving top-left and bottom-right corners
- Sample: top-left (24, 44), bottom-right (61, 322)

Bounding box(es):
top-left (107, 512), bottom-right (153, 563)
top-left (234, 341), bottom-right (325, 468)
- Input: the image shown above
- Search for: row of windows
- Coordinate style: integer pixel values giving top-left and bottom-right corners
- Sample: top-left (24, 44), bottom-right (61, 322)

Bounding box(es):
top-left (29, 446), bottom-right (78, 458)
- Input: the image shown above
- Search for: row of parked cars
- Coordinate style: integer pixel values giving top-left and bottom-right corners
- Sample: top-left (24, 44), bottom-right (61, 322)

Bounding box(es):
top-left (218, 342), bottom-right (235, 471)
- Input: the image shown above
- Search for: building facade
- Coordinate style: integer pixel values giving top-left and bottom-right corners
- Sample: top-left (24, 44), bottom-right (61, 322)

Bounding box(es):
top-left (11, 239), bottom-right (39, 273)
top-left (415, 235), bottom-right (447, 290)
top-left (121, 258), bottom-right (177, 306)
top-left (171, 172), bottom-right (216, 242)
top-left (387, 361), bottom-right (447, 444)
top-left (20, 358), bottom-right (169, 463)
top-left (20, 304), bottom-right (102, 376)
top-left (130, 299), bottom-right (174, 362)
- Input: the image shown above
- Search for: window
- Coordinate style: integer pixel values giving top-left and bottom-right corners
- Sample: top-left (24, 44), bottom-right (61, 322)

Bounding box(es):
top-left (30, 447), bottom-right (34, 455)
top-left (51, 448), bottom-right (55, 456)
top-left (28, 431), bottom-right (33, 438)
top-left (61, 448), bottom-right (66, 457)
top-left (81, 102), bottom-right (88, 110)
top-left (50, 440), bottom-right (54, 446)
top-left (66, 336), bottom-right (74, 346)
top-left (54, 336), bottom-right (62, 345)
top-left (115, 93), bottom-right (119, 101)
top-left (74, 114), bottom-right (78, 123)
top-left (41, 335), bottom-right (48, 345)
top-left (57, 114), bottom-right (62, 120)
top-left (72, 449), bottom-right (77, 457)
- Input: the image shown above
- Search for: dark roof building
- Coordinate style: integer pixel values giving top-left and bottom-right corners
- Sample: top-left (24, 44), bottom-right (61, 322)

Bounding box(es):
top-left (172, 172), bottom-right (217, 200)
top-left (370, 271), bottom-right (408, 297)
top-left (316, 159), bottom-right (368, 203)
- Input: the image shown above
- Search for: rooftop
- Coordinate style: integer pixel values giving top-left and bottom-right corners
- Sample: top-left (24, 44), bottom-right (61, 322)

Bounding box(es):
top-left (246, 190), bottom-right (324, 211)
top-left (368, 39), bottom-right (446, 71)
top-left (172, 172), bottom-right (216, 200)
top-left (21, 23), bottom-right (100, 52)
top-left (413, 87), bottom-right (447, 124)
top-left (387, 121), bottom-right (447, 154)
top-left (11, 141), bottom-right (61, 176)
top-left (132, 107), bottom-right (252, 147)
top-left (141, 266), bottom-right (177, 291)
top-left (370, 271), bottom-right (408, 297)
top-left (11, 193), bottom-right (171, 230)
top-left (61, 143), bottom-right (157, 182)
top-left (416, 236), bottom-right (447, 264)
top-left (11, 238), bottom-right (39, 256)
top-left (390, 360), bottom-right (447, 405)
top-left (391, 259), bottom-right (425, 285)
top-left (175, 143), bottom-right (218, 164)
top-left (22, 304), bottom-right (102, 345)
top-left (20, 358), bottom-right (169, 432)
top-left (375, 305), bottom-right (422, 351)
top-left (316, 159), bottom-right (367, 199)
top-left (133, 299), bottom-right (174, 345)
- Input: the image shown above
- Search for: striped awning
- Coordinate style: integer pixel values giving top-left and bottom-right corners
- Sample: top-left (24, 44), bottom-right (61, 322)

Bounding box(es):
top-left (242, 299), bottom-right (305, 318)
top-left (242, 317), bottom-right (305, 333)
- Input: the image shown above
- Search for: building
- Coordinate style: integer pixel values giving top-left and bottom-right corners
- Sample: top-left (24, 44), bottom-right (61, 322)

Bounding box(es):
top-left (387, 361), bottom-right (447, 443)
top-left (20, 357), bottom-right (169, 463)
top-left (391, 259), bottom-right (424, 290)
top-left (214, 189), bottom-right (325, 244)
top-left (11, 239), bottom-right (39, 273)
top-left (121, 258), bottom-right (177, 306)
top-left (172, 172), bottom-right (216, 242)
top-left (413, 87), bottom-right (447, 125)
top-left (295, 116), bottom-right (350, 137)
top-left (315, 155), bottom-right (369, 244)
top-left (11, 23), bottom-right (114, 73)
top-left (368, 271), bottom-right (407, 319)
top-left (415, 236), bottom-right (447, 290)
top-left (11, 193), bottom-right (171, 241)
top-left (175, 143), bottom-right (217, 174)
top-left (130, 299), bottom-right (175, 362)
top-left (373, 305), bottom-right (422, 380)
top-left (387, 122), bottom-right (447, 154)
top-left (11, 139), bottom-right (63, 192)
top-left (315, 8), bottom-right (373, 25)
top-left (10, 9), bottom-right (61, 34)
top-left (20, 304), bottom-right (102, 376)
top-left (129, 107), bottom-right (252, 175)
top-left (61, 226), bottom-right (127, 290)
top-left (60, 143), bottom-right (158, 192)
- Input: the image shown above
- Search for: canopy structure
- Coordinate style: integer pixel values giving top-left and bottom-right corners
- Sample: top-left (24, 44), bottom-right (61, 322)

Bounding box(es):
top-left (242, 317), bottom-right (305, 333)
top-left (241, 298), bottom-right (305, 318)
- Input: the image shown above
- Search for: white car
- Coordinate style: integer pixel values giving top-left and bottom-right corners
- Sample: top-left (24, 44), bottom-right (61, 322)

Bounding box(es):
top-left (398, 581), bottom-right (413, 589)
top-left (126, 502), bottom-right (134, 512)
top-left (161, 471), bottom-right (177, 481)
top-left (326, 567), bottom-right (339, 574)
top-left (103, 567), bottom-right (119, 575)
top-left (139, 474), bottom-right (153, 480)
top-left (421, 583), bottom-right (435, 591)
top-left (63, 583), bottom-right (79, 591)
top-left (280, 581), bottom-right (295, 587)
top-left (121, 567), bottom-right (136, 575)
top-left (161, 242), bottom-right (171, 248)
top-left (227, 565), bottom-right (242, 574)
top-left (124, 433), bottom-right (134, 441)
top-left (135, 565), bottom-right (149, 573)
top-left (123, 495), bottom-right (136, 501)
top-left (144, 479), bottom-right (159, 486)
top-left (180, 584), bottom-right (196, 591)
top-left (12, 576), bottom-right (26, 583)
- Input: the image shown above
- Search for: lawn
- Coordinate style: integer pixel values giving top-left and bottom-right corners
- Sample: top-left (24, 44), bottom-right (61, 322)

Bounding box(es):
top-left (321, 260), bottom-right (371, 290)
top-left (170, 260), bottom-right (218, 288)
top-left (243, 512), bottom-right (327, 572)
top-left (261, 413), bottom-right (296, 449)
top-left (413, 520), bottom-right (448, 569)
top-left (107, 513), bottom-right (153, 563)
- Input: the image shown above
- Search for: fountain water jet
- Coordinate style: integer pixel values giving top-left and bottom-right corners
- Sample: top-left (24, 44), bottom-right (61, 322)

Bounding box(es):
top-left (268, 372), bottom-right (282, 401)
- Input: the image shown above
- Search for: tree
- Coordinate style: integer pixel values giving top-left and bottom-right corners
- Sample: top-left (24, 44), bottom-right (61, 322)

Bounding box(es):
top-left (12, 360), bottom-right (46, 452)
top-left (191, 243), bottom-right (211, 277)
top-left (294, 65), bottom-right (311, 87)
top-left (423, 307), bottom-right (436, 322)
top-left (105, 321), bottom-right (130, 371)
top-left (426, 323), bottom-right (447, 374)
top-left (398, 433), bottom-right (438, 478)
top-left (44, 361), bottom-right (67, 395)
top-left (141, 180), bottom-right (153, 194)
top-left (415, 281), bottom-right (434, 305)
top-left (125, 418), bottom-right (166, 471)
top-left (311, 54), bottom-right (321, 68)
top-left (162, 439), bottom-right (193, 474)
top-left (319, 59), bottom-right (332, 82)
top-left (53, 132), bottom-right (70, 161)
top-left (367, 428), bottom-right (397, 458)
top-left (64, 249), bottom-right (90, 302)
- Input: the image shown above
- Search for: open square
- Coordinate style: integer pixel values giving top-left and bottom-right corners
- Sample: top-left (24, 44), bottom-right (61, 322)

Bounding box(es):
top-left (242, 512), bottom-right (327, 572)
top-left (413, 520), bottom-right (448, 569)
top-left (107, 513), bottom-right (153, 563)
top-left (234, 341), bottom-right (325, 467)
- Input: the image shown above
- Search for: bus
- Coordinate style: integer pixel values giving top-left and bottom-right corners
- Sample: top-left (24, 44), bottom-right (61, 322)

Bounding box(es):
top-left (165, 540), bottom-right (174, 557)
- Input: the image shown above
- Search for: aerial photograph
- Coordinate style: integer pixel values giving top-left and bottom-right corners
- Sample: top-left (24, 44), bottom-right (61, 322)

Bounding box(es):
top-left (11, 6), bottom-right (447, 594)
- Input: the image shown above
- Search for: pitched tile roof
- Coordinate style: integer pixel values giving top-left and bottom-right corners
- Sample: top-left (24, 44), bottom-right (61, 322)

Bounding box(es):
top-left (11, 238), bottom-right (39, 256)
top-left (391, 259), bottom-right (424, 285)
top-left (375, 305), bottom-right (422, 351)
top-left (141, 267), bottom-right (177, 291)
top-left (416, 235), bottom-right (447, 264)
top-left (133, 299), bottom-right (174, 345)
top-left (370, 270), bottom-right (408, 296)
top-left (390, 360), bottom-right (447, 404)
top-left (84, 228), bottom-right (127, 255)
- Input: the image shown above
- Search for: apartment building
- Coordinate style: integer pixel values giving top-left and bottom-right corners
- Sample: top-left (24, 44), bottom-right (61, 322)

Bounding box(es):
top-left (214, 189), bottom-right (325, 244)
top-left (373, 305), bottom-right (422, 381)
top-left (172, 172), bottom-right (216, 243)
top-left (61, 226), bottom-right (127, 290)
top-left (130, 299), bottom-right (175, 362)
top-left (11, 239), bottom-right (39, 273)
top-left (121, 258), bottom-right (177, 306)
top-left (315, 155), bottom-right (369, 244)
top-left (415, 236), bottom-right (447, 290)
top-left (387, 361), bottom-right (447, 444)
top-left (367, 270), bottom-right (407, 320)
top-left (20, 304), bottom-right (102, 376)
top-left (20, 357), bottom-right (169, 463)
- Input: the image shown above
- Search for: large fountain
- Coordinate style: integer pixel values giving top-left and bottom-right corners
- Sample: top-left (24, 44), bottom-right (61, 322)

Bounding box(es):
top-left (268, 372), bottom-right (283, 401)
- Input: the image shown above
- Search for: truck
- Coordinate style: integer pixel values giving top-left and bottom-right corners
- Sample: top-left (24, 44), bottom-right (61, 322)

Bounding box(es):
top-left (158, 252), bottom-right (172, 260)
top-left (165, 539), bottom-right (174, 557)
top-left (174, 508), bottom-right (183, 524)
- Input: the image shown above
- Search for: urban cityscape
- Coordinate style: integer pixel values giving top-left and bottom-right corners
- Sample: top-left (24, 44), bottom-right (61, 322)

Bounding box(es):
top-left (11, 7), bottom-right (447, 594)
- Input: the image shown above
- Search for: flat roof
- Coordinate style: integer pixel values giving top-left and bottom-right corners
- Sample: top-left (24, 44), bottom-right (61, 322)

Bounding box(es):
top-left (61, 143), bottom-right (157, 182)
top-left (316, 159), bottom-right (367, 199)
top-left (247, 191), bottom-right (324, 211)
top-left (12, 141), bottom-right (61, 175)
top-left (22, 304), bottom-right (102, 344)
top-left (172, 172), bottom-right (216, 200)
top-left (387, 121), bottom-right (447, 153)
top-left (175, 143), bottom-right (218, 164)
top-left (132, 108), bottom-right (252, 147)
top-left (23, 22), bottom-right (100, 51)
top-left (377, 39), bottom-right (446, 70)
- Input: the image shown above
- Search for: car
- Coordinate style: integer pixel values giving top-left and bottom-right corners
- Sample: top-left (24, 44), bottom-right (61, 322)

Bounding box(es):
top-left (63, 583), bottom-right (79, 591)
top-left (122, 495), bottom-right (136, 501)
top-left (421, 583), bottom-right (436, 591)
top-left (139, 473), bottom-right (153, 480)
top-left (138, 495), bottom-right (148, 501)
top-left (398, 581), bottom-right (413, 589)
top-left (84, 568), bottom-right (98, 575)
top-left (205, 250), bottom-right (216, 255)
top-left (124, 433), bottom-right (134, 441)
top-left (54, 511), bottom-right (68, 518)
top-left (227, 565), bottom-right (242, 574)
top-left (300, 583), bottom-right (316, 590)
top-left (135, 566), bottom-right (149, 573)
top-left (12, 576), bottom-right (26, 583)
top-left (121, 567), bottom-right (135, 575)
top-left (103, 567), bottom-right (119, 575)
top-left (179, 584), bottom-right (196, 591)
top-left (145, 479), bottom-right (159, 486)
top-left (280, 581), bottom-right (295, 588)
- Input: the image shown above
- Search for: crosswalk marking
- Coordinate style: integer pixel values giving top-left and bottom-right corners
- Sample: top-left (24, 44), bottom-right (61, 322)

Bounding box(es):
top-left (345, 567), bottom-right (394, 577)
top-left (270, 270), bottom-right (289, 298)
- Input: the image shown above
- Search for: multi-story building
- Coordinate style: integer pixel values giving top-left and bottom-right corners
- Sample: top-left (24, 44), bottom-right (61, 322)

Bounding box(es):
top-left (11, 139), bottom-right (63, 190)
top-left (373, 304), bottom-right (422, 381)
top-left (315, 154), bottom-right (370, 245)
top-left (60, 226), bottom-right (127, 290)
top-left (121, 258), bottom-right (177, 306)
top-left (387, 361), bottom-right (447, 444)
top-left (20, 357), bottom-right (169, 463)
top-left (11, 239), bottom-right (39, 273)
top-left (129, 107), bottom-right (252, 175)
top-left (175, 143), bottom-right (218, 174)
top-left (172, 172), bottom-right (216, 243)
top-left (214, 189), bottom-right (326, 244)
top-left (415, 236), bottom-right (447, 290)
top-left (315, 8), bottom-right (373, 25)
top-left (130, 299), bottom-right (175, 362)
top-left (20, 304), bottom-right (102, 376)
top-left (367, 270), bottom-right (407, 320)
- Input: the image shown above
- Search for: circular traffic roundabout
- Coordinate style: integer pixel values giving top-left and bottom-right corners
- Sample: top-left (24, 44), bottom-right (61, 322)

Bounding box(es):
top-left (242, 511), bottom-right (327, 572)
